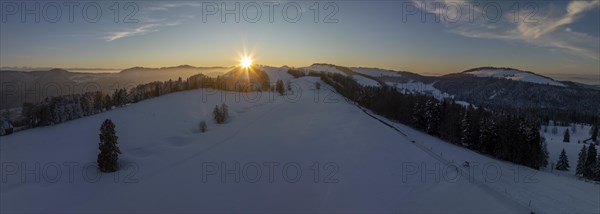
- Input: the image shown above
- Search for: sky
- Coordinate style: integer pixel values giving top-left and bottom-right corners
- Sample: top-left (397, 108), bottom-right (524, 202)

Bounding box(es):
top-left (0, 0), bottom-right (599, 76)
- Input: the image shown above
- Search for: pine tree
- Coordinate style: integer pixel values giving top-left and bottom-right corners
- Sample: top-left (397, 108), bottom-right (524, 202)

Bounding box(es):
top-left (220, 103), bottom-right (229, 121)
top-left (555, 149), bottom-right (570, 171)
top-left (576, 145), bottom-right (587, 176)
top-left (480, 117), bottom-right (499, 155)
top-left (412, 101), bottom-right (426, 130)
top-left (424, 99), bottom-right (441, 135)
top-left (563, 129), bottom-right (570, 143)
top-left (525, 123), bottom-right (547, 169)
top-left (98, 119), bottom-right (120, 172)
top-left (213, 105), bottom-right (223, 124)
top-left (276, 80), bottom-right (285, 95)
top-left (459, 110), bottom-right (472, 148)
top-left (199, 120), bottom-right (207, 133)
top-left (591, 123), bottom-right (598, 142)
top-left (595, 154), bottom-right (600, 181)
top-left (583, 144), bottom-right (597, 179)
top-left (540, 137), bottom-right (549, 169)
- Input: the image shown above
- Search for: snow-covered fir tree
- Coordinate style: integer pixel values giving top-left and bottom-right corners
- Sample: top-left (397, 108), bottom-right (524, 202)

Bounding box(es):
top-left (583, 144), bottom-right (597, 179)
top-left (424, 98), bottom-right (441, 135)
top-left (459, 110), bottom-right (472, 148)
top-left (555, 149), bottom-right (569, 171)
top-left (480, 117), bottom-right (499, 155)
top-left (98, 119), bottom-right (121, 172)
top-left (591, 123), bottom-right (598, 142)
top-left (563, 129), bottom-right (570, 142)
top-left (199, 120), bottom-right (207, 133)
top-left (576, 145), bottom-right (588, 177)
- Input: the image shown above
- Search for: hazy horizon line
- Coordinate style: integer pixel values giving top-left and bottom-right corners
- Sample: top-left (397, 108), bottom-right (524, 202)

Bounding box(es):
top-left (1, 64), bottom-right (599, 80)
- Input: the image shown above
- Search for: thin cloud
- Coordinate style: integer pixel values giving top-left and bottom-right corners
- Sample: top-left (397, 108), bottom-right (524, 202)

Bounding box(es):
top-left (415, 0), bottom-right (600, 60)
top-left (145, 2), bottom-right (203, 11)
top-left (104, 21), bottom-right (181, 42)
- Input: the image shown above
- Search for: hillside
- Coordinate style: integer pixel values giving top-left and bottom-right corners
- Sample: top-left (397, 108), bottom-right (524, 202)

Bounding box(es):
top-left (1, 71), bottom-right (598, 213)
top-left (298, 64), bottom-right (600, 118)
top-left (0, 66), bottom-right (231, 109)
top-left (462, 67), bottom-right (566, 87)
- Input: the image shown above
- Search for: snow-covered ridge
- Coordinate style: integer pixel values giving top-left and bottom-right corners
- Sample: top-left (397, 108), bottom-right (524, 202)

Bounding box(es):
top-left (386, 81), bottom-right (454, 100)
top-left (299, 64), bottom-right (352, 76)
top-left (299, 64), bottom-right (381, 87)
top-left (353, 75), bottom-right (380, 87)
top-left (464, 67), bottom-right (566, 87)
top-left (351, 67), bottom-right (402, 77)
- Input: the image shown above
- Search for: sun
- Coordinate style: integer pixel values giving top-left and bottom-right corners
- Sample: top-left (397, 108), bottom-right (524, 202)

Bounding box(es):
top-left (240, 56), bottom-right (252, 68)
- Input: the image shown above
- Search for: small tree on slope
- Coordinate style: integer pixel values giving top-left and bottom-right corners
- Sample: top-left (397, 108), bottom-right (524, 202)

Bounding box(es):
top-left (575, 145), bottom-right (587, 177)
top-left (563, 129), bottom-right (570, 143)
top-left (220, 103), bottom-right (229, 121)
top-left (555, 149), bottom-right (570, 171)
top-left (591, 123), bottom-right (598, 142)
top-left (213, 105), bottom-right (223, 124)
top-left (98, 119), bottom-right (121, 172)
top-left (595, 155), bottom-right (600, 181)
top-left (583, 144), bottom-right (597, 179)
top-left (199, 120), bottom-right (207, 133)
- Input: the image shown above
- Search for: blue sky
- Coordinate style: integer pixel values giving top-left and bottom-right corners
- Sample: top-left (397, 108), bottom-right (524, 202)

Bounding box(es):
top-left (0, 0), bottom-right (599, 75)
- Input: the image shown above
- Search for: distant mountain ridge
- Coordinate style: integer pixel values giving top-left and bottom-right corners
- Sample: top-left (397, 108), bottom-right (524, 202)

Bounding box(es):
top-left (0, 65), bottom-right (232, 109)
top-left (291, 64), bottom-right (600, 117)
top-left (2, 64), bottom-right (598, 117)
top-left (460, 67), bottom-right (566, 87)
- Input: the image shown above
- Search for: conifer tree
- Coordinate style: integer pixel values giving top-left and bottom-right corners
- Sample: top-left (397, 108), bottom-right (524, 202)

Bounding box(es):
top-left (595, 155), bottom-right (600, 181)
top-left (213, 105), bottom-right (223, 124)
top-left (199, 120), bottom-right (207, 133)
top-left (459, 111), bottom-right (472, 148)
top-left (98, 119), bottom-right (120, 172)
top-left (576, 145), bottom-right (587, 176)
top-left (220, 103), bottom-right (229, 121)
top-left (563, 129), bottom-right (570, 143)
top-left (583, 144), bottom-right (597, 178)
top-left (276, 80), bottom-right (285, 95)
top-left (591, 123), bottom-right (598, 142)
top-left (555, 149), bottom-right (569, 171)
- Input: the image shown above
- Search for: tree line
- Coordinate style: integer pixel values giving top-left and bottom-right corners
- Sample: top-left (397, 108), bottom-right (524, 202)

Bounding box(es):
top-left (318, 72), bottom-right (549, 169)
top-left (15, 69), bottom-right (271, 131)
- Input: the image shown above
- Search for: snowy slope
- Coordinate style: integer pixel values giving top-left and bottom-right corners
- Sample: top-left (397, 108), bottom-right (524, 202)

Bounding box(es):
top-left (0, 70), bottom-right (596, 213)
top-left (351, 67), bottom-right (402, 77)
top-left (465, 68), bottom-right (566, 87)
top-left (353, 75), bottom-right (380, 87)
top-left (1, 77), bottom-right (528, 213)
top-left (259, 65), bottom-right (294, 81)
top-left (365, 113), bottom-right (600, 213)
top-left (299, 64), bottom-right (380, 87)
top-left (542, 124), bottom-right (595, 175)
top-left (300, 64), bottom-right (349, 76)
top-left (386, 81), bottom-right (454, 100)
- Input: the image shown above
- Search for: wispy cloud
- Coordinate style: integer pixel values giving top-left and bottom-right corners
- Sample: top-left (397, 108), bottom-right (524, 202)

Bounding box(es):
top-left (145, 2), bottom-right (203, 11)
top-left (104, 21), bottom-right (181, 42)
top-left (103, 2), bottom-right (200, 42)
top-left (415, 0), bottom-right (600, 60)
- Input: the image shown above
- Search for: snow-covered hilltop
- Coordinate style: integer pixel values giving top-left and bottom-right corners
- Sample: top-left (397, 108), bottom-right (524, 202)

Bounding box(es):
top-left (351, 67), bottom-right (403, 77)
top-left (463, 67), bottom-right (566, 87)
top-left (1, 66), bottom-right (599, 213)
